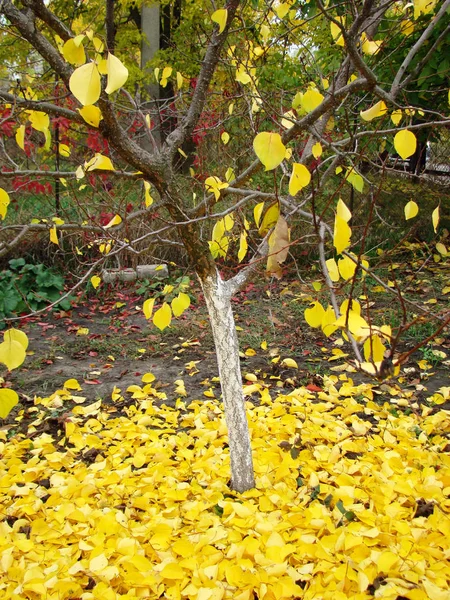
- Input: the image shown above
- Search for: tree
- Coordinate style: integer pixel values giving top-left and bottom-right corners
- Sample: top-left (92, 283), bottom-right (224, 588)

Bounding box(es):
top-left (0, 0), bottom-right (449, 492)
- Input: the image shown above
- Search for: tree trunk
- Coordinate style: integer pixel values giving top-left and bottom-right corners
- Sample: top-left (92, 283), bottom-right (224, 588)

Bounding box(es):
top-left (201, 270), bottom-right (255, 492)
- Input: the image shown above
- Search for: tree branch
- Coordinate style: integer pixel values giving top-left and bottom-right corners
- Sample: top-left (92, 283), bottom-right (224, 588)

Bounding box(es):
top-left (390, 0), bottom-right (450, 99)
top-left (0, 91), bottom-right (84, 123)
top-left (21, 0), bottom-right (73, 41)
top-left (164, 0), bottom-right (242, 160)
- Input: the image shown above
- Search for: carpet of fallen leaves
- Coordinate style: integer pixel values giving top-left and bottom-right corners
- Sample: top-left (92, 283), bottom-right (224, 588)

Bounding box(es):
top-left (1, 371), bottom-right (449, 600)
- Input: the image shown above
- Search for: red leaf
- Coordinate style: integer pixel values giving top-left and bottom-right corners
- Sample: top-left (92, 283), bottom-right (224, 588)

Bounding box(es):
top-left (306, 384), bottom-right (322, 392)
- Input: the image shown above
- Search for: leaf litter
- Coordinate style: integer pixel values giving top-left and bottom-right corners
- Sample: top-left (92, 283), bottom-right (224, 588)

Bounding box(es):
top-left (1, 244), bottom-right (449, 599)
top-left (1, 367), bottom-right (449, 599)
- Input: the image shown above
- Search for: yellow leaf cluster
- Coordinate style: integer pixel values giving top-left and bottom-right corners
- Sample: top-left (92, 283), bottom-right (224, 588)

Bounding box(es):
top-left (69, 53), bottom-right (128, 106)
top-left (1, 377), bottom-right (449, 599)
top-left (209, 214), bottom-right (234, 259)
top-left (205, 176), bottom-right (229, 201)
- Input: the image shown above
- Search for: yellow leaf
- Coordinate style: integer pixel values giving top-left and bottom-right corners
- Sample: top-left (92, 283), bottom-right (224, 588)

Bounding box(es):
top-left (221, 131), bottom-right (230, 144)
top-left (76, 327), bottom-right (89, 336)
top-left (414, 0), bottom-right (438, 19)
top-left (105, 53), bottom-right (129, 94)
top-left (259, 202), bottom-right (279, 236)
top-left (0, 339), bottom-right (26, 371)
top-left (333, 215), bottom-right (352, 254)
top-left (143, 181), bottom-right (154, 207)
top-left (172, 293), bottom-right (190, 317)
top-left (0, 188), bottom-right (10, 220)
top-left (62, 37), bottom-right (86, 65)
top-left (50, 226), bottom-right (59, 246)
top-left (360, 101), bottom-right (387, 122)
top-left (364, 335), bottom-right (385, 362)
top-left (281, 358), bottom-right (298, 369)
top-left (338, 255), bottom-right (357, 280)
top-left (361, 34), bottom-right (381, 55)
top-left (29, 111), bottom-right (50, 133)
top-left (274, 2), bottom-right (289, 18)
top-left (312, 142), bottom-right (322, 158)
top-left (15, 125), bottom-right (25, 150)
top-left (211, 8), bottom-right (228, 33)
top-left (260, 340), bottom-right (268, 350)
top-left (161, 66), bottom-right (172, 81)
top-left (205, 176), bottom-right (229, 200)
top-left (225, 167), bottom-right (235, 182)
top-left (289, 163), bottom-right (311, 196)
top-left (345, 168), bottom-right (364, 192)
top-left (0, 389), bottom-right (19, 418)
top-left (322, 305), bottom-right (338, 337)
top-left (64, 378), bottom-right (82, 390)
top-left (394, 129), bottom-right (417, 160)
top-left (404, 200), bottom-right (419, 220)
top-left (89, 554), bottom-right (109, 573)
top-left (336, 198), bottom-right (352, 222)
top-left (391, 109), bottom-right (402, 125)
top-left (235, 66), bottom-right (252, 85)
top-left (58, 143), bottom-right (71, 157)
top-left (4, 329), bottom-right (28, 351)
top-left (330, 17), bottom-right (345, 46)
top-left (85, 153), bottom-right (115, 172)
top-left (304, 301), bottom-right (325, 328)
top-left (176, 71), bottom-right (184, 89)
top-left (91, 275), bottom-right (101, 289)
top-left (334, 311), bottom-right (370, 339)
top-left (160, 562), bottom-right (185, 580)
top-left (78, 105), bottom-right (102, 127)
top-left (281, 110), bottom-right (296, 130)
top-left (143, 298), bottom-right (155, 320)
top-left (153, 303), bottom-right (172, 331)
top-left (400, 19), bottom-right (414, 35)
top-left (326, 258), bottom-right (340, 282)
top-left (254, 202), bottom-right (265, 227)
top-left (436, 242), bottom-right (447, 256)
top-left (340, 298), bottom-right (361, 316)
top-left (301, 89), bottom-right (324, 113)
top-left (432, 206), bottom-right (439, 233)
top-left (104, 214), bottom-right (122, 228)
top-left (142, 372), bottom-right (155, 383)
top-left (238, 230), bottom-right (248, 262)
top-left (377, 551), bottom-right (398, 573)
top-left (253, 132), bottom-right (286, 171)
top-left (69, 62), bottom-right (101, 106)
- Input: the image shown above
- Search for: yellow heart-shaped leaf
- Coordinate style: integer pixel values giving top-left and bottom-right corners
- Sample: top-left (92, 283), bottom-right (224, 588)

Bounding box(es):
top-left (253, 132), bottom-right (286, 171)
top-left (394, 129), bottom-right (417, 160)
top-left (0, 388), bottom-right (19, 419)
top-left (153, 303), bottom-right (172, 331)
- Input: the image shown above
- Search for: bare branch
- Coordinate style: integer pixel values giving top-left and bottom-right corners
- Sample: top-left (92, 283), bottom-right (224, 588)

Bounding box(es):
top-left (0, 91), bottom-right (84, 123)
top-left (21, 0), bottom-right (73, 41)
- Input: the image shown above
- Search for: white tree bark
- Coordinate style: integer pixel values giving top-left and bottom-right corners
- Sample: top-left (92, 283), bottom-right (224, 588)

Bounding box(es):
top-left (201, 270), bottom-right (255, 492)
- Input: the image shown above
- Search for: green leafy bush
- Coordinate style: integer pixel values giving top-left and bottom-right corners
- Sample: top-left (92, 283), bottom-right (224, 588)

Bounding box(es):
top-left (0, 258), bottom-right (72, 326)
